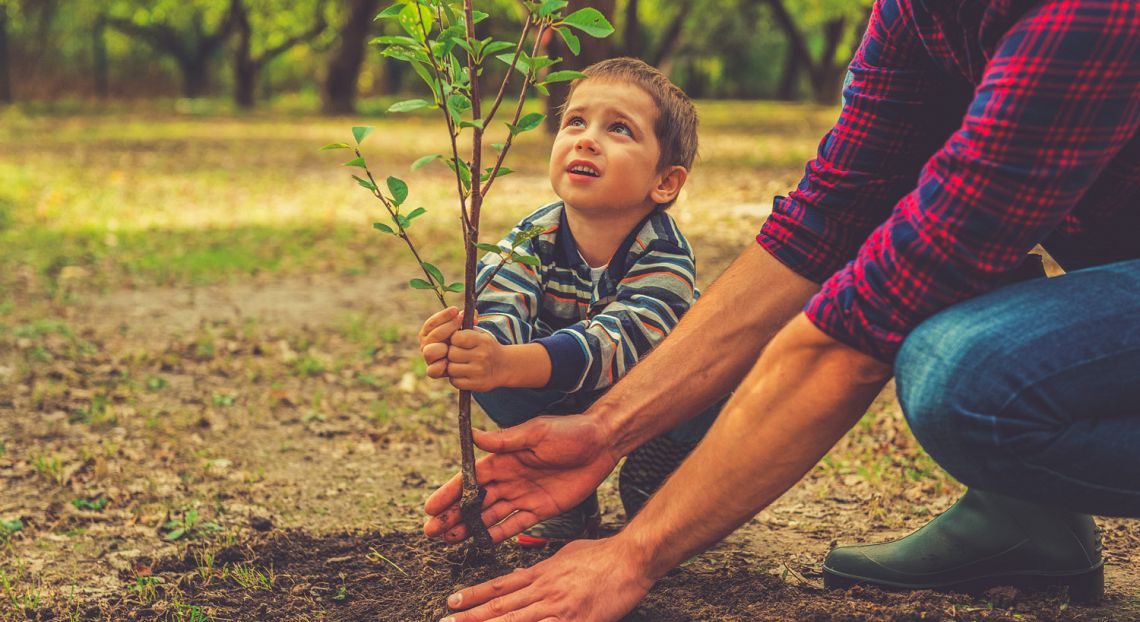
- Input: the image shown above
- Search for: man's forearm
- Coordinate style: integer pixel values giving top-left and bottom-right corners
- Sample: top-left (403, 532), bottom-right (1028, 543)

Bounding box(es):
top-left (593, 244), bottom-right (820, 457)
top-left (621, 315), bottom-right (892, 579)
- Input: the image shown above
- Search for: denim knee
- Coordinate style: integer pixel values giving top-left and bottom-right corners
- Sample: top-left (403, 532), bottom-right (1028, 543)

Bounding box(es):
top-left (895, 309), bottom-right (1004, 487)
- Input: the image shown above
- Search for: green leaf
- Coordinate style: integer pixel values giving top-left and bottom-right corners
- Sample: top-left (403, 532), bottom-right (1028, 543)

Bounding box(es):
top-left (459, 119), bottom-right (485, 129)
top-left (447, 93), bottom-right (472, 123)
top-left (556, 27), bottom-right (581, 55)
top-left (475, 242), bottom-right (503, 254)
top-left (320, 142), bottom-right (350, 151)
top-left (538, 0), bottom-right (569, 18)
top-left (352, 126), bottom-right (374, 145)
top-left (411, 154), bottom-right (442, 171)
top-left (560, 8), bottom-right (614, 38)
top-left (373, 222), bottom-right (395, 234)
top-left (405, 207), bottom-right (427, 222)
top-left (534, 83), bottom-right (550, 97)
top-left (344, 157), bottom-right (366, 168)
top-left (496, 52), bottom-right (530, 75)
top-left (542, 70), bottom-right (587, 85)
top-left (509, 112), bottom-right (545, 135)
top-left (387, 176), bottom-right (409, 206)
top-left (512, 254), bottom-right (541, 267)
top-left (447, 158), bottom-right (472, 190)
top-left (374, 2), bottom-right (406, 20)
top-left (482, 41), bottom-right (515, 57)
top-left (397, 2), bottom-right (435, 42)
top-left (409, 61), bottom-right (439, 96)
top-left (423, 262), bottom-right (445, 285)
top-left (409, 278), bottom-right (434, 290)
top-left (164, 528), bottom-right (186, 541)
top-left (353, 175), bottom-right (377, 191)
top-left (388, 99), bottom-right (429, 113)
top-left (470, 10), bottom-right (489, 24)
top-left (513, 224), bottom-right (547, 246)
top-left (369, 35), bottom-right (419, 46)
top-left (481, 166), bottom-right (513, 182)
top-left (446, 283), bottom-right (465, 293)
top-left (491, 143), bottom-right (505, 152)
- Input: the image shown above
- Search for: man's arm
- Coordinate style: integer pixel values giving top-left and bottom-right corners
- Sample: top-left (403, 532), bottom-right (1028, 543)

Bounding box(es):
top-left (424, 243), bottom-right (819, 542)
top-left (441, 315), bottom-right (891, 622)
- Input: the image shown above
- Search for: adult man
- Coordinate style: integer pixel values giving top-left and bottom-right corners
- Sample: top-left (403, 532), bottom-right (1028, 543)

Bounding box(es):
top-left (423, 1), bottom-right (1140, 620)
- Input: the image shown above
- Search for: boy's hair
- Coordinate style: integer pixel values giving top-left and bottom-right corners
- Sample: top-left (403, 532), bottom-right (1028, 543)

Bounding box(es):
top-left (563, 57), bottom-right (699, 174)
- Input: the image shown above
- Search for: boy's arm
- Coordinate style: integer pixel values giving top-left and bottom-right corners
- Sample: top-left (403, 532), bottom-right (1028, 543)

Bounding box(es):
top-left (534, 242), bottom-right (696, 394)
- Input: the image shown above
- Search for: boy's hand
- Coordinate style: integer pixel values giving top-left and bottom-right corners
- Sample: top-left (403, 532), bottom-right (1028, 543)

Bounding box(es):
top-left (419, 307), bottom-right (461, 379)
top-left (446, 329), bottom-right (509, 392)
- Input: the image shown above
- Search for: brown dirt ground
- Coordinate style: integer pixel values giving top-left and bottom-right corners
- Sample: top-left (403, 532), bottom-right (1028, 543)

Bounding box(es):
top-left (2, 273), bottom-right (1138, 621)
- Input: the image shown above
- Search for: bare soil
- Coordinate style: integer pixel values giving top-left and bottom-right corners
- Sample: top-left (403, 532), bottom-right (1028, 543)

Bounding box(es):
top-left (2, 273), bottom-right (1137, 621)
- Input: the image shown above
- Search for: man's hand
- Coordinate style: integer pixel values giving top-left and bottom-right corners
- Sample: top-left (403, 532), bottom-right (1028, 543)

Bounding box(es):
top-left (446, 329), bottom-right (510, 392)
top-left (439, 537), bottom-right (653, 622)
top-left (424, 414), bottom-right (618, 544)
top-left (420, 307), bottom-right (461, 379)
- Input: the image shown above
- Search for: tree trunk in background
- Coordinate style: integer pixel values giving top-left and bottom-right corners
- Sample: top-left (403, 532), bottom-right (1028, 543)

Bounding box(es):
top-left (776, 36), bottom-right (801, 100)
top-left (0, 6), bottom-right (10, 103)
top-left (232, 0), bottom-right (257, 108)
top-left (544, 0), bottom-right (615, 132)
top-left (809, 17), bottom-right (846, 104)
top-left (649, 0), bottom-right (692, 74)
top-left (93, 15), bottom-right (109, 99)
top-left (323, 0), bottom-right (379, 115)
top-left (107, 12), bottom-right (232, 99)
top-left (620, 0), bottom-right (644, 58)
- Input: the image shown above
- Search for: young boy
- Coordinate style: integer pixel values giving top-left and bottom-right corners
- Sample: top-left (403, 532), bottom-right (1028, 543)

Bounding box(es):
top-left (418, 57), bottom-right (719, 547)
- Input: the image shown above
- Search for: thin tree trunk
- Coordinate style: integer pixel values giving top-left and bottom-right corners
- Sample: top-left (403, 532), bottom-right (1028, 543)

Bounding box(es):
top-left (323, 0), bottom-right (379, 115)
top-left (621, 0), bottom-right (643, 58)
top-left (810, 17), bottom-right (846, 104)
top-left (776, 36), bottom-right (801, 100)
top-left (232, 0), bottom-right (257, 108)
top-left (93, 15), bottom-right (109, 99)
top-left (649, 0), bottom-right (692, 72)
top-left (0, 6), bottom-right (10, 103)
top-left (544, 0), bottom-right (614, 131)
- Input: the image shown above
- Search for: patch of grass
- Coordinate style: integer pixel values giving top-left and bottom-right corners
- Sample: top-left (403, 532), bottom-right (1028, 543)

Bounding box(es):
top-left (161, 509), bottom-right (221, 542)
top-left (0, 518), bottom-right (23, 543)
top-left (70, 496), bottom-right (108, 512)
top-left (229, 564), bottom-right (275, 591)
top-left (31, 453), bottom-right (67, 487)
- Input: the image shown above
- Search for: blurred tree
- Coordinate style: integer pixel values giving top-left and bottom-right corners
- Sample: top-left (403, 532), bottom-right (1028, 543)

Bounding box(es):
top-left (106, 0), bottom-right (233, 98)
top-left (0, 2), bottom-right (9, 103)
top-left (93, 12), bottom-right (108, 98)
top-left (322, 0), bottom-right (378, 115)
top-left (760, 0), bottom-right (871, 102)
top-left (616, 0), bottom-right (693, 70)
top-left (231, 0), bottom-right (328, 108)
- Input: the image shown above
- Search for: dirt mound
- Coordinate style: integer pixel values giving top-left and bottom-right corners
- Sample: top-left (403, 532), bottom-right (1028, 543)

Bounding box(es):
top-left (88, 530), bottom-right (1116, 622)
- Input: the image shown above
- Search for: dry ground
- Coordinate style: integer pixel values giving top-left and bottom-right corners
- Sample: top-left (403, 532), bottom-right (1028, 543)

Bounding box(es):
top-left (0, 103), bottom-right (1136, 621)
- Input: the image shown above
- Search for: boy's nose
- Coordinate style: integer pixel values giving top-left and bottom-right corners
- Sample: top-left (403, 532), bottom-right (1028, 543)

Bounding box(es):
top-left (574, 135), bottom-right (600, 154)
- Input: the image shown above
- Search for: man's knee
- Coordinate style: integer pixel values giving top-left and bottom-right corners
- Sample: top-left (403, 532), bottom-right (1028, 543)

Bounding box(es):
top-left (895, 309), bottom-right (1007, 477)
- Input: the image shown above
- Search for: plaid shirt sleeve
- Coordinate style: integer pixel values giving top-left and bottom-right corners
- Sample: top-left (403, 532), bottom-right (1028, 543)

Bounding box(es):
top-left (761, 0), bottom-right (1140, 362)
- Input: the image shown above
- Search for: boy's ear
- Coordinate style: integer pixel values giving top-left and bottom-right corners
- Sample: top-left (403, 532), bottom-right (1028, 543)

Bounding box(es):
top-left (649, 165), bottom-right (688, 205)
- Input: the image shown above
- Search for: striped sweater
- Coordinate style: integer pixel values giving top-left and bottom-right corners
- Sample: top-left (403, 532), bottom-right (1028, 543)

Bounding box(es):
top-left (476, 202), bottom-right (699, 401)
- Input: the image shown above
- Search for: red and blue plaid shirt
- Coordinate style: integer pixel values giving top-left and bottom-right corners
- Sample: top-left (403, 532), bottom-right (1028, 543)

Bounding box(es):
top-left (757, 0), bottom-right (1140, 362)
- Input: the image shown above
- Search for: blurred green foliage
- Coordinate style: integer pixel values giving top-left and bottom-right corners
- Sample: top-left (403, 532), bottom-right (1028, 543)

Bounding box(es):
top-left (0, 0), bottom-right (870, 106)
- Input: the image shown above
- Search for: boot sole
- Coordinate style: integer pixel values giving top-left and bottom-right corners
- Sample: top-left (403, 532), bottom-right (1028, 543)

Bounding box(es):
top-left (515, 517), bottom-right (601, 550)
top-left (822, 563), bottom-right (1104, 604)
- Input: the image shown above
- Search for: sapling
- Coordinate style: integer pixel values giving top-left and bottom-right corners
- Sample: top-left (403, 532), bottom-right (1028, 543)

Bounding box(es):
top-left (323, 0), bottom-right (613, 553)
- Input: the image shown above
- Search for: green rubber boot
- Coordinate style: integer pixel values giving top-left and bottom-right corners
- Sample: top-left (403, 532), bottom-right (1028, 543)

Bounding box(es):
top-left (823, 490), bottom-right (1104, 602)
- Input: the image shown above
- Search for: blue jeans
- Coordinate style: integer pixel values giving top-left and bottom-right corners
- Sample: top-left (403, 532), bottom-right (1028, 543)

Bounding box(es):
top-left (895, 258), bottom-right (1140, 518)
top-left (475, 386), bottom-right (722, 446)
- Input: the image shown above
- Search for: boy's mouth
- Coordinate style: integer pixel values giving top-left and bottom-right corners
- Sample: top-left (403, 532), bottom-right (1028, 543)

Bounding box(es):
top-left (567, 161), bottom-right (601, 178)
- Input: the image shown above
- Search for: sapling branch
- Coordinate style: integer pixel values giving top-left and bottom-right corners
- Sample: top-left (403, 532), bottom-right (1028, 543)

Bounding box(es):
top-left (331, 0), bottom-right (613, 563)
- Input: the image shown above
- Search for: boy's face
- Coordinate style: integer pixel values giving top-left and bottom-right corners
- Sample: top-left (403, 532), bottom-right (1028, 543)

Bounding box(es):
top-left (549, 80), bottom-right (675, 216)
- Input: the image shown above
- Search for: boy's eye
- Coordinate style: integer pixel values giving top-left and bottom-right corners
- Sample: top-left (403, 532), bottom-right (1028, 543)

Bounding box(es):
top-left (610, 122), bottom-right (632, 137)
top-left (566, 116), bottom-right (585, 128)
